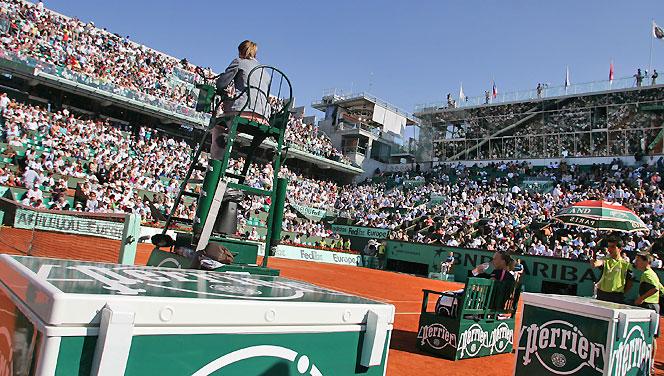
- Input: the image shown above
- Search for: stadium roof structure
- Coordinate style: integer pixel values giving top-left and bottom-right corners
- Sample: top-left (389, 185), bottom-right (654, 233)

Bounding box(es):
top-left (312, 89), bottom-right (419, 126)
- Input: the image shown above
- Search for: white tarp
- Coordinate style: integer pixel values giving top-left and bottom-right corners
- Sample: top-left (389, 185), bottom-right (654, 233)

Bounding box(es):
top-left (372, 104), bottom-right (405, 136)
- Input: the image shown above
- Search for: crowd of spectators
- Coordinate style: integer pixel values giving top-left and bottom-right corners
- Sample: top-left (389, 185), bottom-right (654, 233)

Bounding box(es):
top-left (434, 87), bottom-right (664, 161)
top-left (0, 94), bottom-right (345, 228)
top-left (3, 90), bottom-right (664, 261)
top-left (378, 161), bottom-right (664, 262)
top-left (285, 115), bottom-right (350, 164)
top-left (0, 1), bottom-right (350, 164)
top-left (1, 0), bottom-right (201, 107)
top-left (0, 94), bottom-right (205, 219)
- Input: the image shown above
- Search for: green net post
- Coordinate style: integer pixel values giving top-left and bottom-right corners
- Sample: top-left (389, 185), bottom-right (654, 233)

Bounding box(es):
top-left (264, 177), bottom-right (288, 267)
top-left (118, 213), bottom-right (141, 265)
top-left (193, 159), bottom-right (223, 235)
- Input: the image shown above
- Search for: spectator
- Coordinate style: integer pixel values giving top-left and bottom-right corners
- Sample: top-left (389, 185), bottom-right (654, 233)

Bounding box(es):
top-left (635, 69), bottom-right (644, 87)
top-left (440, 251), bottom-right (455, 275)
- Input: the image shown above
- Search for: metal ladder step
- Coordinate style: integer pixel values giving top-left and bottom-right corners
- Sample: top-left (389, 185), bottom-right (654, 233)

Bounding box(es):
top-left (192, 164), bottom-right (207, 172)
top-left (224, 172), bottom-right (245, 180)
top-left (182, 190), bottom-right (200, 198)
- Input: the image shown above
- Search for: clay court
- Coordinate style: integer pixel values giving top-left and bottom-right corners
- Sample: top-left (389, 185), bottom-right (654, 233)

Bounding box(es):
top-left (2, 227), bottom-right (664, 375)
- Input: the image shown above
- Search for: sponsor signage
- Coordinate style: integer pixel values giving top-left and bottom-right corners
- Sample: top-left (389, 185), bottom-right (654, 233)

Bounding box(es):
top-left (403, 180), bottom-right (425, 187)
top-left (13, 255), bottom-right (369, 303)
top-left (516, 305), bottom-right (607, 375)
top-left (189, 345), bottom-right (325, 375)
top-left (428, 194), bottom-right (446, 207)
top-left (1, 255), bottom-right (392, 376)
top-left (516, 295), bottom-right (657, 376)
top-left (13, 208), bottom-right (125, 240)
top-left (417, 323), bottom-right (457, 350)
top-left (290, 203), bottom-right (328, 222)
top-left (458, 322), bottom-right (513, 359)
top-left (274, 245), bottom-right (361, 267)
top-left (386, 241), bottom-right (616, 297)
top-left (521, 179), bottom-right (554, 193)
top-left (331, 225), bottom-right (389, 239)
top-left (611, 322), bottom-right (653, 376)
top-left (417, 314), bottom-right (516, 360)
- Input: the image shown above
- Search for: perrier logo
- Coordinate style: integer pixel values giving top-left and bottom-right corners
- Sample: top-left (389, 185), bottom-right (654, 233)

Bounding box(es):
top-left (458, 322), bottom-right (513, 358)
top-left (611, 324), bottom-right (652, 376)
top-left (520, 320), bottom-right (605, 375)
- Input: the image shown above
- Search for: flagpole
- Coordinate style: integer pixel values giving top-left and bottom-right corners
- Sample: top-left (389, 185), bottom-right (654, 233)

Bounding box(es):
top-left (650, 20), bottom-right (654, 74)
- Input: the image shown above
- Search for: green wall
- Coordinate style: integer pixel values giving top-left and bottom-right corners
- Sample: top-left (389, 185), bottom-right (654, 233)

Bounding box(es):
top-left (386, 240), bottom-right (664, 299)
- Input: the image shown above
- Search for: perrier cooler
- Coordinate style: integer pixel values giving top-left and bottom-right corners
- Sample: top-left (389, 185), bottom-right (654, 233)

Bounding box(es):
top-left (515, 293), bottom-right (658, 376)
top-left (0, 255), bottom-right (394, 375)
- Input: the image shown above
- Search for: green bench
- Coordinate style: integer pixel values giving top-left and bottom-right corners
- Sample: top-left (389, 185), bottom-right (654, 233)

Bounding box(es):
top-left (417, 277), bottom-right (520, 361)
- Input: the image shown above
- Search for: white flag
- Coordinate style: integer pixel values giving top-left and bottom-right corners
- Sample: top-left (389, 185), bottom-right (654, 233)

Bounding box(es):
top-left (565, 66), bottom-right (570, 89)
top-left (459, 83), bottom-right (465, 101)
top-left (654, 21), bottom-right (664, 39)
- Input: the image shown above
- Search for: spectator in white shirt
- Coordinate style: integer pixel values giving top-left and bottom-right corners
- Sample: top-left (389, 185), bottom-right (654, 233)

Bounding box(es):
top-left (25, 186), bottom-right (43, 201)
top-left (85, 192), bottom-right (99, 212)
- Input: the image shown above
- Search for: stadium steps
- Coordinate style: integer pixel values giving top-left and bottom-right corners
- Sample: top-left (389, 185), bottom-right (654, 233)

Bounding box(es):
top-left (449, 97), bottom-right (571, 160)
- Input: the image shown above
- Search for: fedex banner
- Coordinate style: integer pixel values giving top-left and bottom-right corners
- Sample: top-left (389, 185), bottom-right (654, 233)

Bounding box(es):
top-left (331, 225), bottom-right (389, 239)
top-left (290, 203), bottom-right (327, 222)
top-left (274, 245), bottom-right (361, 267)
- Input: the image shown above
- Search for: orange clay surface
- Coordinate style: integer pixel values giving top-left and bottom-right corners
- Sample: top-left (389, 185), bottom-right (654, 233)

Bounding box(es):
top-left (1, 227), bottom-right (664, 375)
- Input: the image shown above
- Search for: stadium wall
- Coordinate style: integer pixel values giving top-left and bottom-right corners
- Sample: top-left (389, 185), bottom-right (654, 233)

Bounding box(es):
top-left (386, 240), bottom-right (663, 300)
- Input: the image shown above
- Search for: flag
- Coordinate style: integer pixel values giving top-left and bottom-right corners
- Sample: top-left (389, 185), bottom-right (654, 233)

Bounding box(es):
top-left (564, 66), bottom-right (570, 89)
top-left (654, 21), bottom-right (664, 39)
top-left (459, 83), bottom-right (465, 101)
top-left (492, 81), bottom-right (497, 98)
top-left (609, 62), bottom-right (614, 83)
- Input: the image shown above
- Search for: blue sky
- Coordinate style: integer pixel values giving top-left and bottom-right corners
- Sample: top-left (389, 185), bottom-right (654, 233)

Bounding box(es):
top-left (43, 0), bottom-right (664, 117)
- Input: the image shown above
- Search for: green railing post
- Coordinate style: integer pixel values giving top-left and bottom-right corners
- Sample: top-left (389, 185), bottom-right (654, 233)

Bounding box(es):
top-left (263, 177), bottom-right (288, 267)
top-left (193, 159), bottom-right (222, 236)
top-left (118, 213), bottom-right (141, 265)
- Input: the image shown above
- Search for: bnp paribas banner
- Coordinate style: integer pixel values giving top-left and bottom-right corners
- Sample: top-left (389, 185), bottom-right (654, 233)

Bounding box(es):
top-left (331, 225), bottom-right (389, 239)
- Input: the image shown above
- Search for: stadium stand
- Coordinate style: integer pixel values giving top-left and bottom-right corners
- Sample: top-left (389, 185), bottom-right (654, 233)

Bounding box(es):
top-left (0, 0), bottom-right (352, 165)
top-left (1, 0), bottom-right (663, 266)
top-left (425, 85), bottom-right (664, 161)
top-left (3, 91), bottom-right (664, 261)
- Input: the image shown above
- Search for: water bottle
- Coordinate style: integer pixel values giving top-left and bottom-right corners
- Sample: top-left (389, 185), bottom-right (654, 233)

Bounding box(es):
top-left (472, 262), bottom-right (491, 276)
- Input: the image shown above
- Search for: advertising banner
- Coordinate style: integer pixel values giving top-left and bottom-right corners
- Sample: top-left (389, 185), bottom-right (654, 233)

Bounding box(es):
top-left (331, 225), bottom-right (389, 239)
top-left (516, 304), bottom-right (608, 376)
top-left (274, 245), bottom-right (361, 267)
top-left (290, 203), bottom-right (328, 222)
top-left (14, 208), bottom-right (125, 240)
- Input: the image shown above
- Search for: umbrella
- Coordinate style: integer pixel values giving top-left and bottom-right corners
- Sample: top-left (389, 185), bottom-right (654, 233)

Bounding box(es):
top-left (554, 200), bottom-right (648, 233)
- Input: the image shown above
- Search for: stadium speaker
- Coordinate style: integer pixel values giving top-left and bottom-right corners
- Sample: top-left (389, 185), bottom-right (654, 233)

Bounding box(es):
top-left (214, 201), bottom-right (238, 235)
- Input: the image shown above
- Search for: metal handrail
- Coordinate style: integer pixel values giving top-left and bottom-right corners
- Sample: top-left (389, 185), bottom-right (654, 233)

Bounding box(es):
top-left (416, 75), bottom-right (660, 113)
top-left (0, 48), bottom-right (210, 124)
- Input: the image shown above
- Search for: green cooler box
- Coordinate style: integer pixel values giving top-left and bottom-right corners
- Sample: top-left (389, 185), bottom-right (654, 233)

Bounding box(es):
top-left (0, 255), bottom-right (394, 375)
top-left (515, 293), bottom-right (659, 376)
